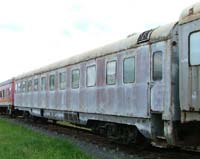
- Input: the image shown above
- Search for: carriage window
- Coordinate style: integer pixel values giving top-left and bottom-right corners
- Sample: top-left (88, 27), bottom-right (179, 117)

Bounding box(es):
top-left (0, 91), bottom-right (2, 98)
top-left (87, 65), bottom-right (96, 87)
top-left (18, 83), bottom-right (21, 93)
top-left (41, 77), bottom-right (46, 91)
top-left (190, 31), bottom-right (200, 65)
top-left (4, 90), bottom-right (6, 97)
top-left (59, 72), bottom-right (66, 90)
top-left (49, 74), bottom-right (55, 91)
top-left (22, 81), bottom-right (26, 92)
top-left (25, 81), bottom-right (28, 92)
top-left (153, 51), bottom-right (162, 81)
top-left (106, 61), bottom-right (116, 85)
top-left (6, 88), bottom-right (9, 97)
top-left (34, 79), bottom-right (39, 91)
top-left (15, 83), bottom-right (18, 93)
top-left (28, 80), bottom-right (32, 92)
top-left (123, 57), bottom-right (135, 83)
top-left (8, 88), bottom-right (11, 96)
top-left (72, 69), bottom-right (80, 89)
top-left (2, 90), bottom-right (5, 97)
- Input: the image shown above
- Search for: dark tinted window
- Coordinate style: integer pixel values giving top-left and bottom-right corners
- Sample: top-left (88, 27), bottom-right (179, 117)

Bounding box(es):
top-left (153, 51), bottom-right (162, 81)
top-left (106, 61), bottom-right (116, 85)
top-left (123, 57), bottom-right (135, 83)
top-left (41, 77), bottom-right (46, 91)
top-left (59, 72), bottom-right (66, 90)
top-left (28, 80), bottom-right (32, 92)
top-left (2, 90), bottom-right (5, 97)
top-left (34, 79), bottom-right (39, 91)
top-left (49, 74), bottom-right (55, 91)
top-left (72, 69), bottom-right (80, 89)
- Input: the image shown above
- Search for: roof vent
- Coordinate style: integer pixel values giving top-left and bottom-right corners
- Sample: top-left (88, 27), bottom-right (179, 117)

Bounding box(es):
top-left (137, 29), bottom-right (153, 44)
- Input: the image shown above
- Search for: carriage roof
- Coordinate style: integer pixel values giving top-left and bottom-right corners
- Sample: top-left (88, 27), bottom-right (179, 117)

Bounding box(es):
top-left (15, 22), bottom-right (176, 80)
top-left (179, 2), bottom-right (200, 25)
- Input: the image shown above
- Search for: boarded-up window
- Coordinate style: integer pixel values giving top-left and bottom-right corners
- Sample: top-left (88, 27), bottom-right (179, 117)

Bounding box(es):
top-left (59, 72), bottom-right (66, 90)
top-left (190, 31), bottom-right (200, 65)
top-left (49, 74), bottom-right (55, 91)
top-left (72, 69), bottom-right (80, 89)
top-left (123, 57), bottom-right (135, 83)
top-left (153, 51), bottom-right (162, 81)
top-left (87, 65), bottom-right (96, 87)
top-left (34, 79), bottom-right (39, 91)
top-left (28, 80), bottom-right (32, 92)
top-left (41, 77), bottom-right (46, 91)
top-left (106, 61), bottom-right (116, 85)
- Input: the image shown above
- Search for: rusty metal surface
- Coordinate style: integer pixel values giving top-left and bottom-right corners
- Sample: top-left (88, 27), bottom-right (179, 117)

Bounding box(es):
top-left (0, 79), bottom-right (14, 106)
top-left (179, 16), bottom-right (200, 122)
top-left (15, 45), bottom-right (152, 118)
top-left (13, 23), bottom-right (179, 146)
top-left (11, 2), bottom-right (200, 148)
top-left (15, 50), bottom-right (144, 115)
top-left (14, 37), bottom-right (177, 146)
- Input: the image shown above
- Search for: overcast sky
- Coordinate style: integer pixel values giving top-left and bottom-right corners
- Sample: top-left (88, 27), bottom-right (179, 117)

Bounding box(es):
top-left (0, 0), bottom-right (199, 82)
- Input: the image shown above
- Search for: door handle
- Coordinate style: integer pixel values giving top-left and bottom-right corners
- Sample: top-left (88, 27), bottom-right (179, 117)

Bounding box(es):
top-left (148, 82), bottom-right (154, 88)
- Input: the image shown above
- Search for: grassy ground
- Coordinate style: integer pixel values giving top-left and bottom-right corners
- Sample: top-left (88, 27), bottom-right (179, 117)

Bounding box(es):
top-left (0, 118), bottom-right (95, 159)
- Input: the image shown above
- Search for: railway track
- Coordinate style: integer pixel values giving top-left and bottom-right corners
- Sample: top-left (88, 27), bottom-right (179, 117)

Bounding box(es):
top-left (1, 115), bottom-right (200, 159)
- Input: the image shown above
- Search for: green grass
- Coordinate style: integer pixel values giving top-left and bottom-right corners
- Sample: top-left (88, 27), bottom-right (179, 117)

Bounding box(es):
top-left (0, 118), bottom-right (95, 159)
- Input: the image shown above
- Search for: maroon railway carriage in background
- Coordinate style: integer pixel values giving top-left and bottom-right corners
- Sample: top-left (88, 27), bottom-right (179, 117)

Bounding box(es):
top-left (0, 79), bottom-right (15, 114)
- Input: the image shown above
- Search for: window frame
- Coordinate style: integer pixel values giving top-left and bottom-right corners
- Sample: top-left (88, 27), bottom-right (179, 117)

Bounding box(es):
top-left (152, 51), bottom-right (163, 81)
top-left (71, 69), bottom-right (80, 89)
top-left (106, 60), bottom-right (117, 85)
top-left (189, 30), bottom-right (200, 66)
top-left (41, 76), bottom-right (46, 91)
top-left (21, 81), bottom-right (26, 93)
top-left (2, 90), bottom-right (5, 98)
top-left (18, 82), bottom-right (21, 93)
top-left (28, 79), bottom-right (32, 92)
top-left (123, 56), bottom-right (136, 84)
top-left (86, 65), bottom-right (96, 87)
top-left (15, 83), bottom-right (18, 93)
top-left (59, 72), bottom-right (66, 90)
top-left (34, 78), bottom-right (39, 91)
top-left (49, 74), bottom-right (56, 91)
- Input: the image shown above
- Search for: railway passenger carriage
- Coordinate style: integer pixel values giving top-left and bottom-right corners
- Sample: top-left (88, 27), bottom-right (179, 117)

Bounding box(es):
top-left (0, 79), bottom-right (15, 114)
top-left (14, 22), bottom-right (180, 146)
top-left (2, 2), bottom-right (200, 150)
